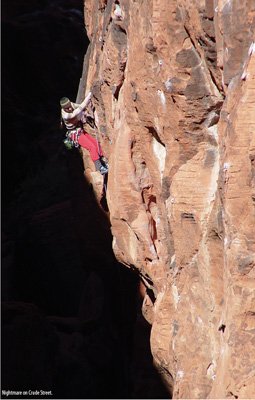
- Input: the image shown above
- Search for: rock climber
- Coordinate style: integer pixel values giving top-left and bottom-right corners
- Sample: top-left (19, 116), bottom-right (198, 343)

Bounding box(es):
top-left (60, 92), bottom-right (108, 175)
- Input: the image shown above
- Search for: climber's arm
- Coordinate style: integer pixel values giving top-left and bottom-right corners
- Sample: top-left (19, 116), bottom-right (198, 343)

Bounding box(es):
top-left (69, 92), bottom-right (92, 118)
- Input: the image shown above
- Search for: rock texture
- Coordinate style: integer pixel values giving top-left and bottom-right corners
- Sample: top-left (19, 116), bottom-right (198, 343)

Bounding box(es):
top-left (81, 0), bottom-right (255, 398)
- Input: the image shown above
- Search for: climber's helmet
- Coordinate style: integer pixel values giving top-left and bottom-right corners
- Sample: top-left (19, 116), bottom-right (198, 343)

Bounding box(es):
top-left (60, 97), bottom-right (72, 111)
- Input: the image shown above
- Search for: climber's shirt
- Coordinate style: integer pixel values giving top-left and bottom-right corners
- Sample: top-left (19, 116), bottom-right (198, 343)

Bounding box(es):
top-left (61, 92), bottom-right (91, 130)
top-left (62, 102), bottom-right (86, 130)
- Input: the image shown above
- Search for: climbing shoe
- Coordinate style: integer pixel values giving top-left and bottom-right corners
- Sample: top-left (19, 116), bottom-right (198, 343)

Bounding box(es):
top-left (99, 165), bottom-right (108, 175)
top-left (101, 157), bottom-right (109, 169)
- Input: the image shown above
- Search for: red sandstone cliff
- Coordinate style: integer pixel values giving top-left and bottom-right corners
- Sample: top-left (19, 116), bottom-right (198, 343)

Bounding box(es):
top-left (80, 1), bottom-right (255, 398)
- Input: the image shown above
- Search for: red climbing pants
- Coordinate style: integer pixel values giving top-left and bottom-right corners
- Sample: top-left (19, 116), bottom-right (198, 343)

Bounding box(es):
top-left (78, 132), bottom-right (103, 161)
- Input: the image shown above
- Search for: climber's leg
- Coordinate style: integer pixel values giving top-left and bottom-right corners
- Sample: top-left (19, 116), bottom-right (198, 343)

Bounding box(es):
top-left (85, 133), bottom-right (103, 158)
top-left (94, 159), bottom-right (108, 175)
top-left (78, 132), bottom-right (108, 175)
top-left (78, 132), bottom-right (101, 161)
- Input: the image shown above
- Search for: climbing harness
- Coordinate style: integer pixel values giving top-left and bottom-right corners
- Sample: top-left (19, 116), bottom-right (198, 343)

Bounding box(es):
top-left (63, 127), bottom-right (82, 150)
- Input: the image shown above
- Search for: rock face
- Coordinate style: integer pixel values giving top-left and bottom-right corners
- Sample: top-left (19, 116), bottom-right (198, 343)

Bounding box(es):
top-left (81, 0), bottom-right (255, 398)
